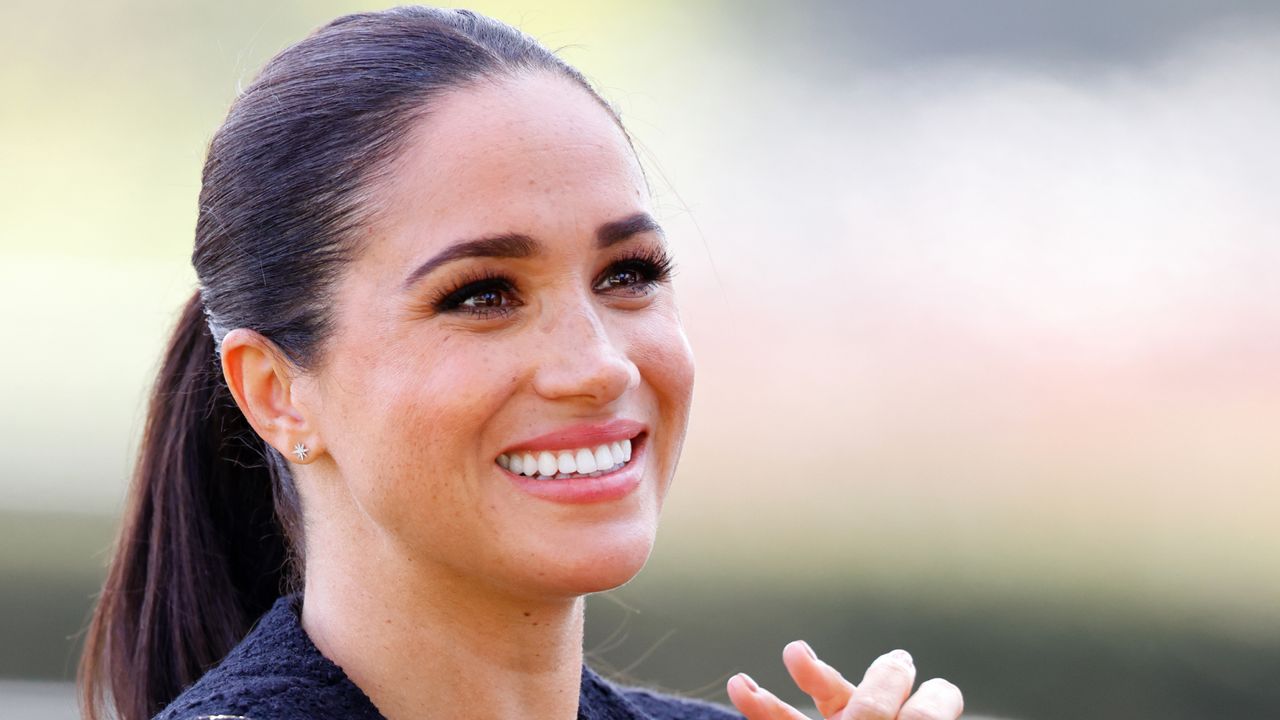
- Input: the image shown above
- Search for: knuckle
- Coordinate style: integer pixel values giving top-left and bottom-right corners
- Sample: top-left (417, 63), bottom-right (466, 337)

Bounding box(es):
top-left (901, 678), bottom-right (964, 720)
top-left (898, 703), bottom-right (943, 720)
top-left (846, 694), bottom-right (897, 719)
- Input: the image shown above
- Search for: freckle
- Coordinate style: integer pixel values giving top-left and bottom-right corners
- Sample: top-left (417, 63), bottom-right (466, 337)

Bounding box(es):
top-left (523, 611), bottom-right (532, 617)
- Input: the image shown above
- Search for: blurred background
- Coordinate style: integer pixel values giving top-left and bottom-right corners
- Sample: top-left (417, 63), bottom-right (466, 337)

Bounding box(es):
top-left (2, 1), bottom-right (1277, 718)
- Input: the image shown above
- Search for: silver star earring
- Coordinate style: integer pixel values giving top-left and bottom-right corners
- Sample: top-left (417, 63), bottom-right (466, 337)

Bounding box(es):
top-left (292, 442), bottom-right (310, 461)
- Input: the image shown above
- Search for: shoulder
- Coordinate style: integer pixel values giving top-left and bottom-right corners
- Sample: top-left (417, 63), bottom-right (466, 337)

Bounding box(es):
top-left (153, 595), bottom-right (383, 720)
top-left (582, 666), bottom-right (743, 720)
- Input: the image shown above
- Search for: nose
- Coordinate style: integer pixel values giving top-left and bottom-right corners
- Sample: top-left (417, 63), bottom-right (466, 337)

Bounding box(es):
top-left (531, 300), bottom-right (639, 405)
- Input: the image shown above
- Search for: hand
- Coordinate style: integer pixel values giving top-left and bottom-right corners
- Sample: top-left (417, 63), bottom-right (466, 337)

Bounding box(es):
top-left (726, 642), bottom-right (963, 720)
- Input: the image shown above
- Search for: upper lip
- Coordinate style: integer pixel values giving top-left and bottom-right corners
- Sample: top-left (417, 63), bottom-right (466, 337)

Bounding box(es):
top-left (501, 418), bottom-right (646, 455)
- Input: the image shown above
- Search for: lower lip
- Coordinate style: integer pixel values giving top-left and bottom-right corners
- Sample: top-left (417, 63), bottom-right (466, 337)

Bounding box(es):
top-left (503, 436), bottom-right (645, 505)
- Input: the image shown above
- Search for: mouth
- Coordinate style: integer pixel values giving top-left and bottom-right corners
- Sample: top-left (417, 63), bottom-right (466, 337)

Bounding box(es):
top-left (496, 432), bottom-right (644, 480)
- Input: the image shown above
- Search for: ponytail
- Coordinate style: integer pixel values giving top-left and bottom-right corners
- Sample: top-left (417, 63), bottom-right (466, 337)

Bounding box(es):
top-left (79, 292), bottom-right (298, 720)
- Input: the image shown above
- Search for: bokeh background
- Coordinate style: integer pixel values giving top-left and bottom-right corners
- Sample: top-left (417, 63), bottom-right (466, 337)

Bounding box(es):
top-left (2, 1), bottom-right (1277, 718)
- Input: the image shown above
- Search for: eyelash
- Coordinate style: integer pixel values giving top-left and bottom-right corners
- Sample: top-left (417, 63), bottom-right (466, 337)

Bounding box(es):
top-left (597, 245), bottom-right (677, 295)
top-left (430, 246), bottom-right (677, 319)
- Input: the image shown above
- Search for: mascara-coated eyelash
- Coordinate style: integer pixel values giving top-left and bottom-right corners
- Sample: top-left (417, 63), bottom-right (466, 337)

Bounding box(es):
top-left (595, 246), bottom-right (676, 294)
top-left (429, 246), bottom-right (676, 319)
top-left (431, 273), bottom-right (519, 317)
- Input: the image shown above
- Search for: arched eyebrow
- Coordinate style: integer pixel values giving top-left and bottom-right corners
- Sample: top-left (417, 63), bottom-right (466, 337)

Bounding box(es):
top-left (399, 212), bottom-right (664, 291)
top-left (596, 212), bottom-right (664, 249)
top-left (399, 233), bottom-right (535, 292)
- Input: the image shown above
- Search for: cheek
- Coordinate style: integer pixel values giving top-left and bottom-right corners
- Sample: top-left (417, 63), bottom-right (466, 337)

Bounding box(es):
top-left (322, 336), bottom-right (518, 521)
top-left (631, 311), bottom-right (696, 415)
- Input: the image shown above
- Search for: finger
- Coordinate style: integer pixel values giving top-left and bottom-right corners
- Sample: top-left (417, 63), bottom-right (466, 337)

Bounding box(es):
top-left (727, 673), bottom-right (813, 720)
top-left (897, 678), bottom-right (964, 720)
top-left (781, 640), bottom-right (855, 718)
top-left (839, 649), bottom-right (916, 720)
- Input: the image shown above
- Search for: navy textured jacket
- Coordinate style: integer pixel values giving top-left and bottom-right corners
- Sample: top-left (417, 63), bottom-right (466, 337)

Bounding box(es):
top-left (155, 594), bottom-right (743, 720)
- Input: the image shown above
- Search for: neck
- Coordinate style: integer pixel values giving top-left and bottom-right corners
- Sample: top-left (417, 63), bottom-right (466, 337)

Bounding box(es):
top-left (301, 537), bottom-right (586, 720)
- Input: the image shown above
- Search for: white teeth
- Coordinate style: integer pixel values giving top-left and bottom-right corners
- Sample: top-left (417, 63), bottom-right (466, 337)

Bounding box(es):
top-left (593, 444), bottom-right (613, 469)
top-left (498, 437), bottom-right (639, 479)
top-left (538, 451), bottom-right (557, 477)
top-left (575, 448), bottom-right (597, 473)
top-left (557, 451), bottom-right (577, 474)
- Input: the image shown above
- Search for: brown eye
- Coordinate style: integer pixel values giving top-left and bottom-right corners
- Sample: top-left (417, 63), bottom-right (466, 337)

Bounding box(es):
top-left (596, 267), bottom-right (646, 290)
top-left (461, 289), bottom-right (507, 308)
top-left (433, 276), bottom-right (521, 318)
top-left (594, 249), bottom-right (675, 296)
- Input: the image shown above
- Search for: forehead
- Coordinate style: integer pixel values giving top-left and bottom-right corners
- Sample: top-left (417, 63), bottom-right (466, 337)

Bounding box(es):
top-left (372, 70), bottom-right (648, 253)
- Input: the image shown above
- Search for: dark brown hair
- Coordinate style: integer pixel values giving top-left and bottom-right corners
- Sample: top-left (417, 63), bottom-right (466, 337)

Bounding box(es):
top-left (79, 7), bottom-right (619, 719)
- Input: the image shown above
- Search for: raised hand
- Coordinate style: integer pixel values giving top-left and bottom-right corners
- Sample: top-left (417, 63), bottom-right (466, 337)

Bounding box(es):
top-left (726, 641), bottom-right (963, 720)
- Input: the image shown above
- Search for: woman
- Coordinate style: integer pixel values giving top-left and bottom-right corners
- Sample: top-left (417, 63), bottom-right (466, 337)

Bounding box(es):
top-left (78, 7), bottom-right (963, 720)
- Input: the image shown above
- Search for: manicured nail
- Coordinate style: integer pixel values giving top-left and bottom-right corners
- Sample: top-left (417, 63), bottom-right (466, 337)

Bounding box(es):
top-left (737, 673), bottom-right (759, 692)
top-left (889, 649), bottom-right (914, 667)
top-left (800, 640), bottom-right (817, 660)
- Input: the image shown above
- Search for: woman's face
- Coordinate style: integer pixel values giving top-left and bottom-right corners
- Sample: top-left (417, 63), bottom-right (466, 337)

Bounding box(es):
top-left (300, 71), bottom-right (694, 600)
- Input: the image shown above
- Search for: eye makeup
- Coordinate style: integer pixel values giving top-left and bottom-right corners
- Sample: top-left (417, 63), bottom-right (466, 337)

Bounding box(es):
top-left (593, 245), bottom-right (676, 294)
top-left (427, 272), bottom-right (518, 319)
top-left (426, 243), bottom-right (677, 319)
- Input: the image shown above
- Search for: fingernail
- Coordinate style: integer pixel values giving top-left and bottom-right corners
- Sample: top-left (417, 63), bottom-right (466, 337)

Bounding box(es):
top-left (800, 640), bottom-right (817, 660)
top-left (889, 649), bottom-right (914, 667)
top-left (737, 673), bottom-right (759, 693)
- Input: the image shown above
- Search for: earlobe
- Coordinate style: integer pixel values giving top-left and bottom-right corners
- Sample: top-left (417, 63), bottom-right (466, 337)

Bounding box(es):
top-left (220, 328), bottom-right (321, 463)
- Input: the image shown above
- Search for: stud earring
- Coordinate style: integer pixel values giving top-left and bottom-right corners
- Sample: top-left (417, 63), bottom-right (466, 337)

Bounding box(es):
top-left (292, 442), bottom-right (310, 461)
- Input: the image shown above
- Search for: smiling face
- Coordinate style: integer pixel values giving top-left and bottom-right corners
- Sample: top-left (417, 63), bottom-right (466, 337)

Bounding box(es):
top-left (297, 71), bottom-right (695, 601)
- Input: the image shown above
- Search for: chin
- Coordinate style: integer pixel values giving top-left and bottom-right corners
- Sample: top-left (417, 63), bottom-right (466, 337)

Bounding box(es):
top-left (535, 522), bottom-right (658, 597)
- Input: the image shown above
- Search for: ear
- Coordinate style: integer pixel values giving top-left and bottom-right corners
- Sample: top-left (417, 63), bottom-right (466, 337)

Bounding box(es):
top-left (220, 328), bottom-right (321, 464)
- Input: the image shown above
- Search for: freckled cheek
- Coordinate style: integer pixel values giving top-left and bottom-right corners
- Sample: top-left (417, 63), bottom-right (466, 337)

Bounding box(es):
top-left (371, 350), bottom-right (519, 468)
top-left (632, 321), bottom-right (693, 505)
top-left (629, 316), bottom-right (696, 409)
top-left (339, 392), bottom-right (478, 536)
